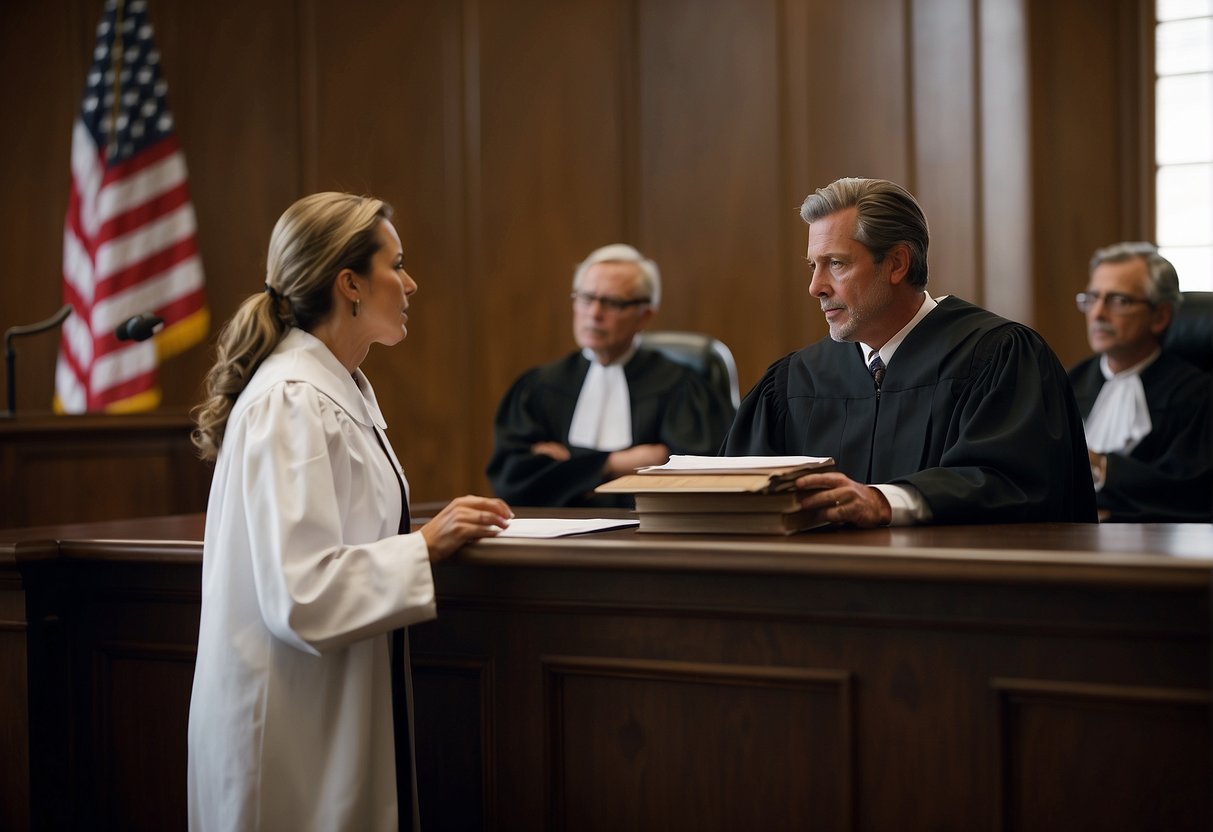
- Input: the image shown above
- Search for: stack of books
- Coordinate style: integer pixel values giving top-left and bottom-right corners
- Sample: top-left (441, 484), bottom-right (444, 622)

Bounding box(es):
top-left (595, 455), bottom-right (836, 535)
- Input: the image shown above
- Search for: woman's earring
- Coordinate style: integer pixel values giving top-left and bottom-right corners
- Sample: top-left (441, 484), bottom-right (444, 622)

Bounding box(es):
top-left (353, 299), bottom-right (360, 318)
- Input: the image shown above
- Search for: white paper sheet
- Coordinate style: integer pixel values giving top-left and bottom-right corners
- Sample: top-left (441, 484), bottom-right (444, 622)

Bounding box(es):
top-left (494, 517), bottom-right (640, 538)
top-left (638, 454), bottom-right (832, 472)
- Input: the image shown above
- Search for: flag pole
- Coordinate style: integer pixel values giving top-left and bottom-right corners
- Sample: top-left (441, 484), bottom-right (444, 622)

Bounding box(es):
top-left (107, 0), bottom-right (125, 159)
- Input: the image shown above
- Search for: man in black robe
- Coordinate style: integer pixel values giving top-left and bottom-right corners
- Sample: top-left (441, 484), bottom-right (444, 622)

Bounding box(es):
top-left (487, 244), bottom-right (733, 507)
top-left (722, 177), bottom-right (1097, 527)
top-left (1068, 242), bottom-right (1211, 522)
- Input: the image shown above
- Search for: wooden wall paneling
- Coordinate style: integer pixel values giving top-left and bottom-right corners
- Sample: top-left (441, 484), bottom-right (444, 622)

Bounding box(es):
top-left (70, 560), bottom-right (201, 828)
top-left (18, 552), bottom-right (74, 831)
top-left (800, 0), bottom-right (912, 193)
top-left (635, 0), bottom-right (787, 391)
top-left (978, 0), bottom-right (1034, 326)
top-left (0, 0), bottom-right (1160, 499)
top-left (771, 0), bottom-right (916, 383)
top-left (92, 643), bottom-right (196, 829)
top-left (301, 0), bottom-right (476, 500)
top-left (543, 655), bottom-right (854, 831)
top-left (1027, 0), bottom-right (1145, 367)
top-left (147, 0), bottom-right (308, 408)
top-left (911, 0), bottom-right (982, 303)
top-left (994, 678), bottom-right (1211, 831)
top-left (0, 414), bottom-right (210, 529)
top-left (0, 2), bottom-right (90, 415)
top-left (0, 0), bottom-right (305, 415)
top-left (777, 0), bottom-right (830, 376)
top-left (0, 564), bottom-right (31, 832)
top-left (412, 656), bottom-right (496, 832)
top-left (473, 0), bottom-right (634, 494)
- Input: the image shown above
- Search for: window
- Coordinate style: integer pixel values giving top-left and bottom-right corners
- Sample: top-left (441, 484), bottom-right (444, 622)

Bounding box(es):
top-left (1156, 0), bottom-right (1213, 290)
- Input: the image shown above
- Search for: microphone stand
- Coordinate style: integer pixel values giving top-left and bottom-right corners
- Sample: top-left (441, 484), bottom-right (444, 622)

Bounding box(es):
top-left (3, 304), bottom-right (72, 418)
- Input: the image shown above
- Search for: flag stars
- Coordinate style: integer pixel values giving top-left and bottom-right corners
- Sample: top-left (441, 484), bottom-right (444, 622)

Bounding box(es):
top-left (77, 1), bottom-right (177, 159)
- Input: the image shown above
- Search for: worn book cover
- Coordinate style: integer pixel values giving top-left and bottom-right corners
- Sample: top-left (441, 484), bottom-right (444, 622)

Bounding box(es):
top-left (596, 455), bottom-right (836, 495)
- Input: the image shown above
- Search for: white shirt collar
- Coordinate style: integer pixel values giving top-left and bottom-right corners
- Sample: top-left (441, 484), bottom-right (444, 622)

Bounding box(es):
top-left (581, 338), bottom-right (639, 368)
top-left (1099, 348), bottom-right (1161, 381)
top-left (861, 291), bottom-right (938, 368)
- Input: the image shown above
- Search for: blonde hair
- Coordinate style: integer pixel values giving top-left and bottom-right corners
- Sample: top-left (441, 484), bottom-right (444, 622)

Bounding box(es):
top-left (191, 192), bottom-right (392, 460)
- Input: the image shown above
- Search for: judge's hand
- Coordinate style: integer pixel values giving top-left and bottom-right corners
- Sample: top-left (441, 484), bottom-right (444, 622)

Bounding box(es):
top-left (531, 441), bottom-right (572, 461)
top-left (605, 443), bottom-right (670, 477)
top-left (795, 472), bottom-right (892, 528)
top-left (419, 495), bottom-right (513, 561)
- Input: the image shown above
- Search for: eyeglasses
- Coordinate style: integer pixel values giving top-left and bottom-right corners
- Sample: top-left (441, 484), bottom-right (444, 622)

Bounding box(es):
top-left (1075, 292), bottom-right (1153, 313)
top-left (571, 291), bottom-right (651, 313)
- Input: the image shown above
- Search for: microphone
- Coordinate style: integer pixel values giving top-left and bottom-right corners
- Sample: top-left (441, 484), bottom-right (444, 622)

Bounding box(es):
top-left (115, 312), bottom-right (164, 342)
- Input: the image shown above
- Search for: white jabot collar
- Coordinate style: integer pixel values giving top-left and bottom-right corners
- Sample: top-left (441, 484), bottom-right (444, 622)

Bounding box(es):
top-left (567, 345), bottom-right (636, 450)
top-left (1084, 349), bottom-right (1160, 455)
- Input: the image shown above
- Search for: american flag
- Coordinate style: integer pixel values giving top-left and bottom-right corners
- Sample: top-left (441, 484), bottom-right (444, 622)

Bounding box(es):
top-left (55, 0), bottom-right (208, 413)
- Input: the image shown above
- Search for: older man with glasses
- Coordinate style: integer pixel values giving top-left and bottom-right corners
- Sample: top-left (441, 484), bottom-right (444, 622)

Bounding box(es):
top-left (1068, 242), bottom-right (1212, 522)
top-left (486, 244), bottom-right (734, 507)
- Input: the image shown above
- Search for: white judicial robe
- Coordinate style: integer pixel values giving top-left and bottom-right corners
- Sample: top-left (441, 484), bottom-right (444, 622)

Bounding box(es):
top-left (188, 328), bottom-right (434, 831)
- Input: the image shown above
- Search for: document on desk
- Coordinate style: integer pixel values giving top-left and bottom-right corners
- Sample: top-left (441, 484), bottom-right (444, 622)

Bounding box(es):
top-left (495, 518), bottom-right (639, 538)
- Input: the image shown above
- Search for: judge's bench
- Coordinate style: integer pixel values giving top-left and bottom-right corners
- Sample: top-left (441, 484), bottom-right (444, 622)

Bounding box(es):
top-left (1, 510), bottom-right (1210, 831)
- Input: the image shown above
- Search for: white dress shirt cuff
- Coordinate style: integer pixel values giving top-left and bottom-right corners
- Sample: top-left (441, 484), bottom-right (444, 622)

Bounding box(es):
top-left (872, 483), bottom-right (933, 526)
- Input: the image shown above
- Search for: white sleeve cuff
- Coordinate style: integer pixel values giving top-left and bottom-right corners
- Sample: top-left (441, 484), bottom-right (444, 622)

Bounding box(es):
top-left (872, 483), bottom-right (933, 526)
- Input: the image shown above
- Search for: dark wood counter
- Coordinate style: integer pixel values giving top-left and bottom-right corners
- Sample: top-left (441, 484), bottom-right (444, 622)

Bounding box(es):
top-left (1, 514), bottom-right (1210, 830)
top-left (0, 412), bottom-right (212, 529)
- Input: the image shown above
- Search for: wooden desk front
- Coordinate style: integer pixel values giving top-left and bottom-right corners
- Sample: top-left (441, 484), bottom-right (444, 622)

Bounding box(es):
top-left (1, 516), bottom-right (1210, 831)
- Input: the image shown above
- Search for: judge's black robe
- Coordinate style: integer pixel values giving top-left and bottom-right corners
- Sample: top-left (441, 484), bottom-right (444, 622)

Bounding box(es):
top-left (487, 348), bottom-right (734, 507)
top-left (1068, 352), bottom-right (1212, 522)
top-left (722, 296), bottom-right (1098, 523)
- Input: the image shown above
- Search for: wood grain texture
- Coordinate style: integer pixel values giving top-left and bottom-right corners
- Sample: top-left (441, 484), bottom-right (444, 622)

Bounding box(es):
top-left (0, 0), bottom-right (1156, 502)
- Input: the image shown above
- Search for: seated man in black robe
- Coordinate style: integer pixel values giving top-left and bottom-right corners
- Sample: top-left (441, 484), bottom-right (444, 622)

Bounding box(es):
top-left (487, 244), bottom-right (734, 507)
top-left (721, 177), bottom-right (1097, 527)
top-left (1068, 242), bottom-right (1211, 522)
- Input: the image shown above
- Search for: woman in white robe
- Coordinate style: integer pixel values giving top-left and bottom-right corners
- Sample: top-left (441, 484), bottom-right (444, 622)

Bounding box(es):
top-left (187, 193), bottom-right (511, 831)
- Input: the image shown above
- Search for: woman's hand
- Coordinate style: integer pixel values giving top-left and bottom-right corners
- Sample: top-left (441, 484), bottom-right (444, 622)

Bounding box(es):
top-left (419, 495), bottom-right (513, 561)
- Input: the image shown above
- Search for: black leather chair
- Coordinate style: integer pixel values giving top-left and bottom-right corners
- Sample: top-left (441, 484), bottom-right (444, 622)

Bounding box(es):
top-left (638, 330), bottom-right (741, 409)
top-left (1162, 291), bottom-right (1213, 372)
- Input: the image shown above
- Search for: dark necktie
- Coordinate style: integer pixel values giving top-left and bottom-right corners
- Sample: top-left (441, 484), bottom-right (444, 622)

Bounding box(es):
top-left (372, 426), bottom-right (415, 830)
top-left (868, 353), bottom-right (886, 389)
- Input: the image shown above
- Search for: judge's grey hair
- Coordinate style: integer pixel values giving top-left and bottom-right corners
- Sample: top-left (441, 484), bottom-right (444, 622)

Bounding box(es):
top-left (572, 243), bottom-right (662, 310)
top-left (800, 177), bottom-right (930, 288)
top-left (1089, 241), bottom-right (1183, 308)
